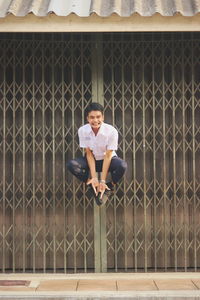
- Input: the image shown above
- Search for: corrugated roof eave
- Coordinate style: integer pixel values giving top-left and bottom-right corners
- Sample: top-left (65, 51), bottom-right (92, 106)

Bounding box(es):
top-left (0, 0), bottom-right (200, 18)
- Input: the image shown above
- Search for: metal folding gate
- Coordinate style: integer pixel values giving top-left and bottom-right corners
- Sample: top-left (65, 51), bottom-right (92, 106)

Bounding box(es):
top-left (0, 33), bottom-right (200, 273)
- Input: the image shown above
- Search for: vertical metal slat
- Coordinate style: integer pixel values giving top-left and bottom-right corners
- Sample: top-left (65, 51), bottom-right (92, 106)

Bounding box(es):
top-left (162, 37), bottom-right (167, 271)
top-left (172, 36), bottom-right (177, 271)
top-left (181, 36), bottom-right (187, 271)
top-left (152, 36), bottom-right (157, 271)
top-left (142, 38), bottom-right (147, 272)
top-left (2, 40), bottom-right (6, 273)
top-left (51, 35), bottom-right (56, 273)
top-left (191, 36), bottom-right (197, 271)
top-left (12, 39), bottom-right (16, 272)
top-left (121, 38), bottom-right (127, 272)
top-left (61, 34), bottom-right (67, 274)
top-left (22, 37), bottom-right (26, 272)
top-left (32, 37), bottom-right (36, 273)
top-left (71, 35), bottom-right (77, 273)
top-left (42, 37), bottom-right (46, 273)
top-left (132, 38), bottom-right (137, 273)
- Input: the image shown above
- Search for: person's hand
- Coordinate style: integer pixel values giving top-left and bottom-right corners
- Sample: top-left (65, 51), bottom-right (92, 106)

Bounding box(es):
top-left (87, 177), bottom-right (99, 196)
top-left (98, 181), bottom-right (110, 199)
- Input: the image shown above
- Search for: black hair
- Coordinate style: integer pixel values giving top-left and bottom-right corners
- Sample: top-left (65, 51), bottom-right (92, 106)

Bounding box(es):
top-left (85, 102), bottom-right (104, 117)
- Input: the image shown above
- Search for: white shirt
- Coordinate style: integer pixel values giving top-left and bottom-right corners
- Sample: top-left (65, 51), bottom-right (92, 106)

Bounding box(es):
top-left (78, 122), bottom-right (118, 160)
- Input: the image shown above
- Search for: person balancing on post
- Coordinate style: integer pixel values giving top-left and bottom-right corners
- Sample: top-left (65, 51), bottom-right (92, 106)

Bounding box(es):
top-left (67, 102), bottom-right (127, 205)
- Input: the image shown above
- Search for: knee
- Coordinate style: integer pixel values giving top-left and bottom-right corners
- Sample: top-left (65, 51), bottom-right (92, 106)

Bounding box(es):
top-left (119, 160), bottom-right (127, 172)
top-left (67, 159), bottom-right (78, 172)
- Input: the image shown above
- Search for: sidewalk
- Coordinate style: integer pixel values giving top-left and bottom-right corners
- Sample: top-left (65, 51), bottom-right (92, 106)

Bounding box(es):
top-left (1, 273), bottom-right (200, 299)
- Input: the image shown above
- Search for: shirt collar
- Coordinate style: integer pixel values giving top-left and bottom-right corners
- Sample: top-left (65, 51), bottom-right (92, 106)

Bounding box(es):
top-left (88, 122), bottom-right (105, 136)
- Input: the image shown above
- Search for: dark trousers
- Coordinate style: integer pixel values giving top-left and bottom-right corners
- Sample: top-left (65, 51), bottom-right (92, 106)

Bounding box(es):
top-left (67, 156), bottom-right (127, 184)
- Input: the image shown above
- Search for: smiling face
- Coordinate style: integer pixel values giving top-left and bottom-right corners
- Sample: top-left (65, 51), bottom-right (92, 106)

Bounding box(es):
top-left (87, 110), bottom-right (104, 130)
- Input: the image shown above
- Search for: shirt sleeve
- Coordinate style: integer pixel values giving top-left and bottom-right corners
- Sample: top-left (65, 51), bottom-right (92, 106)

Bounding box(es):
top-left (107, 128), bottom-right (118, 150)
top-left (78, 127), bottom-right (88, 148)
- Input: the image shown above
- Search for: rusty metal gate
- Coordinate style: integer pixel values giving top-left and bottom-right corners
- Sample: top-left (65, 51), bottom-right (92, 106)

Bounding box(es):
top-left (0, 33), bottom-right (200, 273)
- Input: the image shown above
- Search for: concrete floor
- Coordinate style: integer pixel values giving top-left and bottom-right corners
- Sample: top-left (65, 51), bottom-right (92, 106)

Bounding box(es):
top-left (1, 273), bottom-right (200, 299)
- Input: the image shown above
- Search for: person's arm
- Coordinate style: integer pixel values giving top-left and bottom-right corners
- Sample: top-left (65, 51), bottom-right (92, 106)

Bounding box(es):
top-left (101, 150), bottom-right (113, 181)
top-left (85, 147), bottom-right (99, 195)
top-left (78, 128), bottom-right (99, 195)
top-left (98, 150), bottom-right (113, 198)
top-left (98, 128), bottom-right (118, 198)
top-left (85, 147), bottom-right (96, 178)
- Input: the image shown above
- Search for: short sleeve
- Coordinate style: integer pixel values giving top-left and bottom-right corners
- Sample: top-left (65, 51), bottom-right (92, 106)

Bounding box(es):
top-left (107, 129), bottom-right (118, 150)
top-left (78, 127), bottom-right (88, 148)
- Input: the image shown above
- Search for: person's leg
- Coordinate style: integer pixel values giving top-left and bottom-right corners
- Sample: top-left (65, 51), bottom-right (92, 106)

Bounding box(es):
top-left (67, 156), bottom-right (89, 183)
top-left (108, 156), bottom-right (127, 184)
